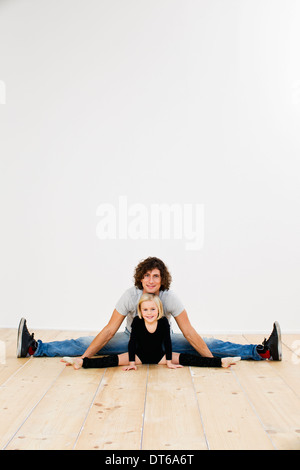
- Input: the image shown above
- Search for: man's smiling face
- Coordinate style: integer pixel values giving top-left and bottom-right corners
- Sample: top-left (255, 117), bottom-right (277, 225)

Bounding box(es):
top-left (141, 268), bottom-right (161, 295)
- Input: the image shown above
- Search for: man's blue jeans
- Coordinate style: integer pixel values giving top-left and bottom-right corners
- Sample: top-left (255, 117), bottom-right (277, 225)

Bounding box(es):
top-left (34, 329), bottom-right (262, 360)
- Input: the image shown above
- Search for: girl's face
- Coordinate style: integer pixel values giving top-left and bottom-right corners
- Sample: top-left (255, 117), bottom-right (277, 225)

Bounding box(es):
top-left (140, 300), bottom-right (159, 323)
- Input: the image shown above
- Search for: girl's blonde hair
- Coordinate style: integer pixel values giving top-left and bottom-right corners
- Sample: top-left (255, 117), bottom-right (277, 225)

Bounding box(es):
top-left (137, 293), bottom-right (164, 320)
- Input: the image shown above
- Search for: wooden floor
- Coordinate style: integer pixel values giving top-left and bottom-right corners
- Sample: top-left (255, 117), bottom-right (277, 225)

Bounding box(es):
top-left (0, 328), bottom-right (299, 450)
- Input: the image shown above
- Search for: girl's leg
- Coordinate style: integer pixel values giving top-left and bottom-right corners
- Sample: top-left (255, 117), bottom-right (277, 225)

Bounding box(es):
top-left (177, 352), bottom-right (240, 368)
top-left (117, 353), bottom-right (142, 366)
top-left (64, 353), bottom-right (143, 369)
top-left (117, 352), bottom-right (129, 366)
top-left (159, 352), bottom-right (223, 367)
top-left (158, 355), bottom-right (166, 365)
top-left (178, 353), bottom-right (222, 367)
top-left (82, 355), bottom-right (119, 368)
top-left (171, 352), bottom-right (181, 364)
top-left (158, 353), bottom-right (180, 365)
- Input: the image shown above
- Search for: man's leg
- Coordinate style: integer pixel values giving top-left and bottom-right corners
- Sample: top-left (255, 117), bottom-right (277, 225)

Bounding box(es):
top-left (171, 332), bottom-right (261, 360)
top-left (170, 332), bottom-right (202, 355)
top-left (171, 322), bottom-right (282, 361)
top-left (35, 331), bottom-right (130, 357)
top-left (17, 318), bottom-right (95, 357)
top-left (203, 337), bottom-right (261, 360)
top-left (34, 336), bottom-right (95, 357)
top-left (17, 318), bottom-right (130, 358)
top-left (95, 329), bottom-right (130, 355)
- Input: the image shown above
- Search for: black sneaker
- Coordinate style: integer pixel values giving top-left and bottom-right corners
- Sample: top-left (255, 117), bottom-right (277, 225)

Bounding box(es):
top-left (259, 321), bottom-right (282, 361)
top-left (17, 318), bottom-right (38, 357)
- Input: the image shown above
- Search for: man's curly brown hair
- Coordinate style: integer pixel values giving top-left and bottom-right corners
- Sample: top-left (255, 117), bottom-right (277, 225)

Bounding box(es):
top-left (133, 257), bottom-right (172, 291)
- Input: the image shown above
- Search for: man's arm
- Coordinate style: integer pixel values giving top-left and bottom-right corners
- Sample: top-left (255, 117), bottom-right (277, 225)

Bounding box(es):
top-left (81, 309), bottom-right (125, 359)
top-left (174, 310), bottom-right (214, 358)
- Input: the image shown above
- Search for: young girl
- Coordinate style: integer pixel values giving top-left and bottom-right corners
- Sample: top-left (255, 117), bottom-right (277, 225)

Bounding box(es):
top-left (62, 294), bottom-right (240, 370)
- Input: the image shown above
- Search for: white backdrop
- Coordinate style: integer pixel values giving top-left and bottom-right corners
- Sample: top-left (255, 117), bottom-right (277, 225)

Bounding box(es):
top-left (0, 0), bottom-right (299, 334)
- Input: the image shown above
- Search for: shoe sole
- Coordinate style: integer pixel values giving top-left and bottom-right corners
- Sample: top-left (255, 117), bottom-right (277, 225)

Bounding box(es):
top-left (16, 317), bottom-right (26, 358)
top-left (274, 321), bottom-right (282, 361)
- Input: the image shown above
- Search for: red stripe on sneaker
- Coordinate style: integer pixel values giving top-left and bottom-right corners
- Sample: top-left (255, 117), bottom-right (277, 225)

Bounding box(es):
top-left (28, 346), bottom-right (36, 356)
top-left (258, 350), bottom-right (271, 359)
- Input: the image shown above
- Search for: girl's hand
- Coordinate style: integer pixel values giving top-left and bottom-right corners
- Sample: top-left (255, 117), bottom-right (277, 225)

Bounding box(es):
top-left (166, 361), bottom-right (183, 369)
top-left (122, 362), bottom-right (137, 371)
top-left (61, 357), bottom-right (83, 370)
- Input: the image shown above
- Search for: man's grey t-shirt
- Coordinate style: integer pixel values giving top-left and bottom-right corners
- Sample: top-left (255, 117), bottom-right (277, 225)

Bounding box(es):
top-left (115, 287), bottom-right (184, 333)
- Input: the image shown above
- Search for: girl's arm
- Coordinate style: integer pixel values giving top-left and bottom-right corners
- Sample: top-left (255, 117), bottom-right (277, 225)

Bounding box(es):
top-left (163, 318), bottom-right (182, 369)
top-left (163, 318), bottom-right (173, 362)
top-left (166, 359), bottom-right (183, 369)
top-left (126, 317), bottom-right (138, 370)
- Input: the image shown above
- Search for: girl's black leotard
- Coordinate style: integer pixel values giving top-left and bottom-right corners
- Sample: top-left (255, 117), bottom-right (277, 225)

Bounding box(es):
top-left (82, 316), bottom-right (223, 369)
top-left (128, 316), bottom-right (172, 364)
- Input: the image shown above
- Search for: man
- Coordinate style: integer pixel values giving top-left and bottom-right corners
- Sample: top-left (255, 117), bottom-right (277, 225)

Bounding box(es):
top-left (17, 256), bottom-right (282, 361)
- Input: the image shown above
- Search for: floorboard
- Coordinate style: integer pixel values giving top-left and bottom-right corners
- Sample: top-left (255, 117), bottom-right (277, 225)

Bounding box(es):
top-left (0, 328), bottom-right (299, 450)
